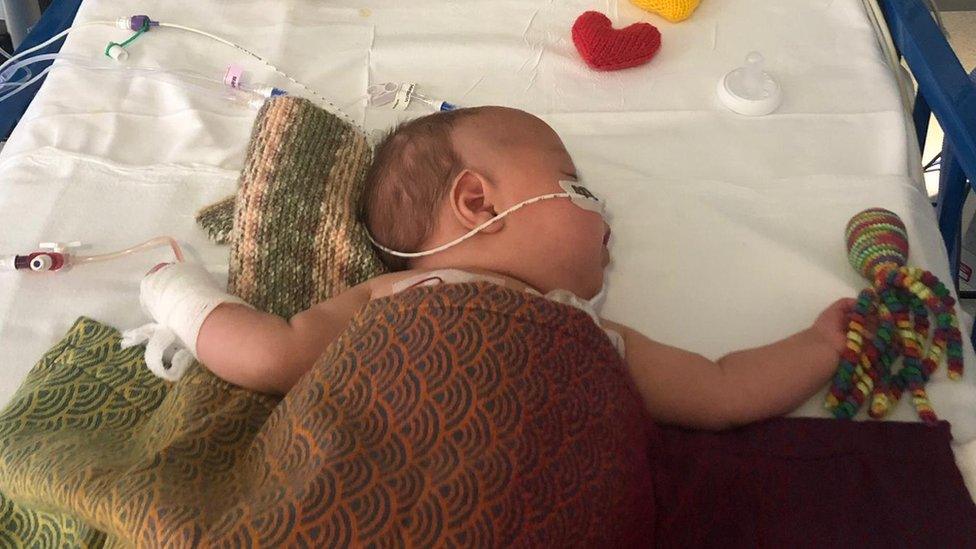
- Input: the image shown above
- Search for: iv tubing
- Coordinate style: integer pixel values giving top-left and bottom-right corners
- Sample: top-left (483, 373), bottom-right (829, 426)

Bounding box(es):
top-left (156, 22), bottom-right (361, 130)
top-left (0, 52), bottom-right (57, 81)
top-left (0, 64), bottom-right (52, 103)
top-left (3, 51), bottom-right (224, 86)
top-left (73, 236), bottom-right (185, 265)
top-left (0, 54), bottom-right (262, 107)
top-left (0, 21), bottom-right (115, 78)
top-left (0, 66), bottom-right (32, 91)
top-left (0, 18), bottom-right (360, 131)
top-left (0, 22), bottom-right (114, 103)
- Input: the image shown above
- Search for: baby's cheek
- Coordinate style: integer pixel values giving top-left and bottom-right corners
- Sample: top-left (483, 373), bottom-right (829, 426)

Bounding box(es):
top-left (560, 209), bottom-right (602, 242)
top-left (533, 208), bottom-right (601, 263)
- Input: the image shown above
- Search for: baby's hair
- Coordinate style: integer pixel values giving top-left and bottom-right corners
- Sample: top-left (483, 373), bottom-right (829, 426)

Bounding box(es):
top-left (363, 107), bottom-right (490, 271)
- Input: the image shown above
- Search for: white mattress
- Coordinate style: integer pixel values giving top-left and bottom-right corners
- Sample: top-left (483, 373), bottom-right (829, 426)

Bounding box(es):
top-left (1, 0), bottom-right (974, 491)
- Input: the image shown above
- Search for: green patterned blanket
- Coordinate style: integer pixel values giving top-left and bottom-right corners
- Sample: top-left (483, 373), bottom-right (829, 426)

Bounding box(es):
top-left (0, 284), bottom-right (655, 547)
top-left (0, 317), bottom-right (277, 547)
top-left (0, 95), bottom-right (384, 547)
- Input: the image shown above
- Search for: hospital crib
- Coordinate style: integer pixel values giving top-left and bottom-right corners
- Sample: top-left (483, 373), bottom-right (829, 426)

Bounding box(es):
top-left (5, 2), bottom-right (976, 314)
top-left (1, 1), bottom-right (975, 373)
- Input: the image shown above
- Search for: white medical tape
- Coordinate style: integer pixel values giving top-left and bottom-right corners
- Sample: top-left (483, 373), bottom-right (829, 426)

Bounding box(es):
top-left (139, 262), bottom-right (252, 357)
top-left (558, 180), bottom-right (605, 214)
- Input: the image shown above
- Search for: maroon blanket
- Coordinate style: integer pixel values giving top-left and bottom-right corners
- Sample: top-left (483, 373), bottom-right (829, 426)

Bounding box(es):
top-left (651, 417), bottom-right (976, 547)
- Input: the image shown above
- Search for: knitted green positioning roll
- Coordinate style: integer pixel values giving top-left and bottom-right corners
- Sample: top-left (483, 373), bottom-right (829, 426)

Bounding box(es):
top-left (196, 96), bottom-right (387, 318)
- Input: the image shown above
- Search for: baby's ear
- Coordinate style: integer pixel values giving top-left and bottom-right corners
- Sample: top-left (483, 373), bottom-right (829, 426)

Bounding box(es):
top-left (449, 169), bottom-right (503, 233)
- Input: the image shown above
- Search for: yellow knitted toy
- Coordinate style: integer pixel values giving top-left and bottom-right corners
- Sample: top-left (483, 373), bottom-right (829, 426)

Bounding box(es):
top-left (630, 0), bottom-right (701, 22)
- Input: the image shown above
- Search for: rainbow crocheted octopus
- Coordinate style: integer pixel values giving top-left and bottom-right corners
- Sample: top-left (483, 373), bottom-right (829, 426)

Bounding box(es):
top-left (826, 208), bottom-right (964, 424)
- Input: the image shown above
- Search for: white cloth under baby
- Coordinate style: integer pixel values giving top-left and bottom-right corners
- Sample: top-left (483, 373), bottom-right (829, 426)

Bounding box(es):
top-left (391, 269), bottom-right (626, 357)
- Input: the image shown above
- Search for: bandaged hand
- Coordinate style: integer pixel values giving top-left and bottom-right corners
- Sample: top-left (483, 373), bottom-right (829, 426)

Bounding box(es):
top-left (120, 262), bottom-right (251, 381)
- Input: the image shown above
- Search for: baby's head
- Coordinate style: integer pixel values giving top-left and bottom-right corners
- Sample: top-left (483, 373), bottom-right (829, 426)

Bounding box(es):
top-left (364, 106), bottom-right (610, 299)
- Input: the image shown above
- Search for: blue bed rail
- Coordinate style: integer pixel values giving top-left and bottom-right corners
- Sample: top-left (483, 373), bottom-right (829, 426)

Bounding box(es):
top-left (877, 0), bottom-right (976, 345)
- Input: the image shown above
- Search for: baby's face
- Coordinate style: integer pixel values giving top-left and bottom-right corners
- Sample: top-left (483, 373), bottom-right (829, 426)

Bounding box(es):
top-left (463, 111), bottom-right (610, 298)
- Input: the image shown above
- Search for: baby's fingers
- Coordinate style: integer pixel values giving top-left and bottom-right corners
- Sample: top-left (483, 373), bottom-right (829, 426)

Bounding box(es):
top-left (836, 297), bottom-right (857, 313)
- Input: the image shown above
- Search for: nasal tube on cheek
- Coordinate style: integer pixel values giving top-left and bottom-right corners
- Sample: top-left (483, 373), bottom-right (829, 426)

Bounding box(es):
top-left (367, 181), bottom-right (606, 258)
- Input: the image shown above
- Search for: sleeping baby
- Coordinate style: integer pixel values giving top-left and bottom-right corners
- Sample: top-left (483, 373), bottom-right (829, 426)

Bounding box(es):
top-left (132, 106), bottom-right (853, 431)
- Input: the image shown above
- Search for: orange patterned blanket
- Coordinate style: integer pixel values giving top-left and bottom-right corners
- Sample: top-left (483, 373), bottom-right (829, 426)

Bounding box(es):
top-left (0, 282), bottom-right (655, 547)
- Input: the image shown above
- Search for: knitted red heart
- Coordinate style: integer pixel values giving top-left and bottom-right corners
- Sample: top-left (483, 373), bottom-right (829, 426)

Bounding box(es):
top-left (572, 11), bottom-right (661, 71)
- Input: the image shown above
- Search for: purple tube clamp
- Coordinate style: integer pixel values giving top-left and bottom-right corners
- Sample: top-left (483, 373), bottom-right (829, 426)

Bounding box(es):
top-left (128, 15), bottom-right (159, 31)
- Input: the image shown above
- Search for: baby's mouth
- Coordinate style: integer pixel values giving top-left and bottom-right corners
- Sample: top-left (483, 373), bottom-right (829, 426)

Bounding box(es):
top-left (603, 227), bottom-right (612, 246)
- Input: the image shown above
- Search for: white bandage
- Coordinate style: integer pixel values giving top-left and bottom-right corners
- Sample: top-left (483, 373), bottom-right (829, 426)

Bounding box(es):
top-left (119, 323), bottom-right (196, 382)
top-left (137, 262), bottom-right (251, 357)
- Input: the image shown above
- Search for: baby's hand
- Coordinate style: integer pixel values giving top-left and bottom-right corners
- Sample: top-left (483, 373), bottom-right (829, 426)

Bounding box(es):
top-left (811, 297), bottom-right (857, 355)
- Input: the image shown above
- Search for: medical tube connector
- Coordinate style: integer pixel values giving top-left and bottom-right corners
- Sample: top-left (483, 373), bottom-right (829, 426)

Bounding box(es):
top-left (0, 242), bottom-right (78, 272)
top-left (0, 251), bottom-right (67, 272)
top-left (1, 237), bottom-right (184, 274)
top-left (253, 86), bottom-right (287, 98)
top-left (105, 15), bottom-right (156, 61)
top-left (117, 16), bottom-right (159, 31)
top-left (105, 44), bottom-right (129, 61)
top-left (367, 82), bottom-right (459, 112)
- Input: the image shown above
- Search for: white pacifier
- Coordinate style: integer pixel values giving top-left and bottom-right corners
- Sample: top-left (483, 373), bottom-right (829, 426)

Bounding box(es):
top-left (717, 51), bottom-right (782, 116)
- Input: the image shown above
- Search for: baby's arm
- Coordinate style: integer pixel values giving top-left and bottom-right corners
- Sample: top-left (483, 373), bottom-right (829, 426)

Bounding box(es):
top-left (195, 283), bottom-right (371, 395)
top-left (605, 298), bottom-right (853, 431)
top-left (139, 262), bottom-right (395, 395)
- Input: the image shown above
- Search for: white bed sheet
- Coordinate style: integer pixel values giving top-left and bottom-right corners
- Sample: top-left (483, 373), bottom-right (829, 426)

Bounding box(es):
top-left (1, 0), bottom-right (974, 494)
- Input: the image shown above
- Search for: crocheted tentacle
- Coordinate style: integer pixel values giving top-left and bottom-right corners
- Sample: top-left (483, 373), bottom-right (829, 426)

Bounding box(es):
top-left (906, 291), bottom-right (938, 424)
top-left (915, 269), bottom-right (964, 380)
top-left (884, 266), bottom-right (963, 423)
top-left (869, 314), bottom-right (902, 419)
top-left (897, 269), bottom-right (960, 375)
top-left (834, 339), bottom-right (880, 419)
top-left (852, 288), bottom-right (902, 420)
top-left (887, 273), bottom-right (938, 423)
top-left (827, 288), bottom-right (876, 417)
